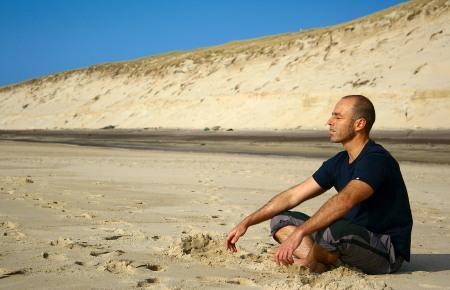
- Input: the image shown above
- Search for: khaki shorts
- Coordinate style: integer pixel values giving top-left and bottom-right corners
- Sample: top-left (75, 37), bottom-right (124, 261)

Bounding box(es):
top-left (270, 211), bottom-right (403, 274)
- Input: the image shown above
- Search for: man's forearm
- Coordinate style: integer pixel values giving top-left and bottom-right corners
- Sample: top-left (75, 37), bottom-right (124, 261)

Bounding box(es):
top-left (228, 177), bottom-right (324, 253)
top-left (294, 180), bottom-right (373, 236)
top-left (240, 194), bottom-right (290, 227)
top-left (295, 194), bottom-right (350, 236)
top-left (240, 178), bottom-right (324, 228)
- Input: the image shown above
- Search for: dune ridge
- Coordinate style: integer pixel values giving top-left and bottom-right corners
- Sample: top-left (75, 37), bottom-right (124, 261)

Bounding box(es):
top-left (0, 0), bottom-right (449, 130)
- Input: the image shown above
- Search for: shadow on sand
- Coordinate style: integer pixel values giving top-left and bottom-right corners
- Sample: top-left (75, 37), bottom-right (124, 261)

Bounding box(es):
top-left (399, 254), bottom-right (450, 273)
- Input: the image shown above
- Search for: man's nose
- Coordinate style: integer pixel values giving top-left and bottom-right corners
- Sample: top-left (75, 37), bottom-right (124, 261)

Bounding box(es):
top-left (327, 117), bottom-right (333, 126)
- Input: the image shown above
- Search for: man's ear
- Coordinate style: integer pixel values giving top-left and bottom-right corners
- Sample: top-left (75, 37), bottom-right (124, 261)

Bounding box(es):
top-left (354, 118), bottom-right (367, 133)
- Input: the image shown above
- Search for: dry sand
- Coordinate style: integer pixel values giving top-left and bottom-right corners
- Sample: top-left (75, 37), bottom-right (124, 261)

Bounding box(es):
top-left (1, 140), bottom-right (449, 289)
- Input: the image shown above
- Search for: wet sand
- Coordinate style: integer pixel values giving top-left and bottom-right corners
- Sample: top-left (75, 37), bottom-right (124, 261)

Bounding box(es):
top-left (1, 129), bottom-right (449, 164)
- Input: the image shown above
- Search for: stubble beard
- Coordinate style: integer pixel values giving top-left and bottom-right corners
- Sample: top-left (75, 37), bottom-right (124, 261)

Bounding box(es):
top-left (330, 124), bottom-right (356, 144)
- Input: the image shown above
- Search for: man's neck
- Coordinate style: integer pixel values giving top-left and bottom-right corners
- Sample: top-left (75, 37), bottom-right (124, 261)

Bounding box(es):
top-left (342, 134), bottom-right (370, 163)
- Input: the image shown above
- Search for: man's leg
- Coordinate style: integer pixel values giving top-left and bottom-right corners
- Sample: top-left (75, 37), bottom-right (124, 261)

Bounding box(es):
top-left (271, 212), bottom-right (401, 274)
top-left (302, 242), bottom-right (340, 273)
top-left (270, 211), bottom-right (312, 266)
top-left (272, 224), bottom-right (339, 272)
top-left (315, 219), bottom-right (401, 274)
top-left (273, 225), bottom-right (314, 259)
top-left (270, 211), bottom-right (339, 272)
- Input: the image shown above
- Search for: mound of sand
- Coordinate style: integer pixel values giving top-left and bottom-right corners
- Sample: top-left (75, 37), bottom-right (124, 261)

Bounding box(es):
top-left (165, 232), bottom-right (390, 289)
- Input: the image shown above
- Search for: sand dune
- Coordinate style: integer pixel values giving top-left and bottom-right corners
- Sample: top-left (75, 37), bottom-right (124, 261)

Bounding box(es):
top-left (1, 0), bottom-right (449, 130)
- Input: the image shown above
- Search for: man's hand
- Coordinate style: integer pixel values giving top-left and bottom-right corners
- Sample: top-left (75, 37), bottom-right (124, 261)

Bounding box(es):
top-left (225, 223), bottom-right (248, 252)
top-left (274, 229), bottom-right (304, 266)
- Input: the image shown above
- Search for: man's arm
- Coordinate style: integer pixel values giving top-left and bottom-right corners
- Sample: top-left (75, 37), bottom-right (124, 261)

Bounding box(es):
top-left (274, 179), bottom-right (374, 265)
top-left (226, 177), bottom-right (325, 252)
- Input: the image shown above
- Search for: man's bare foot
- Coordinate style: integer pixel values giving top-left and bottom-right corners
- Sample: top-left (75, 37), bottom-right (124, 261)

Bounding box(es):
top-left (308, 261), bottom-right (328, 273)
top-left (267, 247), bottom-right (327, 273)
top-left (267, 247), bottom-right (280, 263)
top-left (268, 247), bottom-right (294, 265)
top-left (293, 257), bottom-right (328, 273)
top-left (292, 257), bottom-right (309, 267)
top-left (267, 247), bottom-right (280, 255)
top-left (273, 226), bottom-right (313, 259)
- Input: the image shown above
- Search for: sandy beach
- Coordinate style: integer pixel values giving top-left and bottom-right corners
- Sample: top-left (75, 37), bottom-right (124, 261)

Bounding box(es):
top-left (1, 0), bottom-right (449, 288)
top-left (1, 140), bottom-right (449, 289)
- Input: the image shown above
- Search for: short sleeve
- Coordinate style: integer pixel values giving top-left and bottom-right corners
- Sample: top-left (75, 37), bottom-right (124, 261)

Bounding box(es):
top-left (352, 154), bottom-right (388, 191)
top-left (312, 159), bottom-right (335, 190)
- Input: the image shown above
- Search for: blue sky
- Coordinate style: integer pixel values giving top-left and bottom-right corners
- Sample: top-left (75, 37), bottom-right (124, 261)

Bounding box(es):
top-left (0, 0), bottom-right (407, 87)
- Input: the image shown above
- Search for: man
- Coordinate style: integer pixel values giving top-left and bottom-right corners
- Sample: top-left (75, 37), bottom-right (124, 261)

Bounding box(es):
top-left (225, 95), bottom-right (413, 274)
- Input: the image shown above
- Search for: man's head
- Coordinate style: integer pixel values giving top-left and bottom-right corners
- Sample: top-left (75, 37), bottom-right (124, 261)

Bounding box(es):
top-left (327, 95), bottom-right (376, 143)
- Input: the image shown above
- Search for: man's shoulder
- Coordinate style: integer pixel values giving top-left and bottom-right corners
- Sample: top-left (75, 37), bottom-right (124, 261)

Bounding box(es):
top-left (326, 150), bottom-right (348, 163)
top-left (363, 140), bottom-right (394, 159)
top-left (358, 140), bottom-right (399, 169)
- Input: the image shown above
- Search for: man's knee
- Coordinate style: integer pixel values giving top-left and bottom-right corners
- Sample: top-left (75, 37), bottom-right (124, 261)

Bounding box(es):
top-left (270, 211), bottom-right (311, 245)
top-left (270, 212), bottom-right (287, 231)
top-left (273, 225), bottom-right (297, 243)
top-left (270, 211), bottom-right (310, 237)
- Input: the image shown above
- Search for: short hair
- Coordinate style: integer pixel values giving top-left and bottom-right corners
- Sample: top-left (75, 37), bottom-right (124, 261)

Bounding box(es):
top-left (342, 95), bottom-right (376, 134)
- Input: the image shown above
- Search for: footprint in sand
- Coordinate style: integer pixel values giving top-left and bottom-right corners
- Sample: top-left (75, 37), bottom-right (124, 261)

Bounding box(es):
top-left (86, 194), bottom-right (105, 205)
top-left (97, 260), bottom-right (165, 275)
top-left (1, 221), bottom-right (18, 231)
top-left (49, 237), bottom-right (103, 250)
top-left (136, 264), bottom-right (165, 272)
top-left (207, 194), bottom-right (224, 204)
top-left (20, 191), bottom-right (65, 212)
top-left (1, 221), bottom-right (26, 240)
top-left (90, 250), bottom-right (125, 257)
top-left (42, 252), bottom-right (67, 261)
top-left (0, 268), bottom-right (30, 279)
top-left (75, 212), bottom-right (96, 219)
top-left (49, 237), bottom-right (76, 248)
top-left (87, 194), bottom-right (105, 199)
top-left (99, 227), bottom-right (135, 241)
top-left (196, 276), bottom-right (256, 287)
top-left (98, 259), bottom-right (136, 274)
top-left (136, 278), bottom-right (159, 287)
top-left (104, 234), bottom-right (128, 240)
top-left (40, 200), bottom-right (65, 210)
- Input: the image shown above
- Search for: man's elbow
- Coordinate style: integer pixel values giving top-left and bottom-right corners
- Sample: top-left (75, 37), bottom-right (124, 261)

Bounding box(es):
top-left (337, 180), bottom-right (374, 211)
top-left (335, 194), bottom-right (358, 213)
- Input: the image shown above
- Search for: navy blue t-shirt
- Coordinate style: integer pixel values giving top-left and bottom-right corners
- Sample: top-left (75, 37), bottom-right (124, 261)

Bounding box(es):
top-left (312, 140), bottom-right (413, 261)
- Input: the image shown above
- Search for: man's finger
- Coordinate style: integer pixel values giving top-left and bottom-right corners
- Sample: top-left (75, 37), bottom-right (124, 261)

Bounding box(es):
top-left (226, 237), bottom-right (234, 251)
top-left (288, 254), bottom-right (294, 264)
top-left (276, 250), bottom-right (283, 266)
top-left (225, 237), bottom-right (237, 252)
top-left (279, 248), bottom-right (293, 266)
top-left (285, 248), bottom-right (293, 264)
top-left (226, 231), bottom-right (234, 242)
top-left (282, 250), bottom-right (289, 265)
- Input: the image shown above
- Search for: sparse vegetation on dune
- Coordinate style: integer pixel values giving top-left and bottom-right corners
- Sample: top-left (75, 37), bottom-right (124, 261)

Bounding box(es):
top-left (0, 0), bottom-right (449, 130)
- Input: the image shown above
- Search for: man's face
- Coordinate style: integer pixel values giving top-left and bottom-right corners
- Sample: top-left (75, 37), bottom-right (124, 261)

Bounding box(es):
top-left (327, 98), bottom-right (357, 143)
